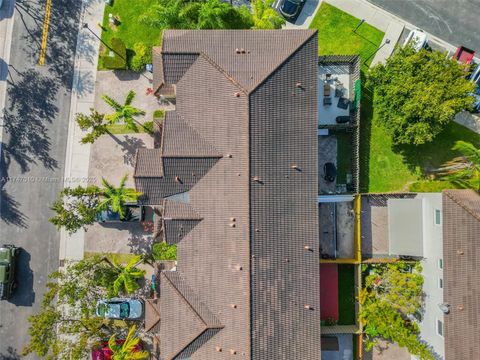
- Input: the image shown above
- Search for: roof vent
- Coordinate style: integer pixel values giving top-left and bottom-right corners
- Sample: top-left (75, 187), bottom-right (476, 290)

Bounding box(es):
top-left (255, 228), bottom-right (260, 232)
top-left (252, 176), bottom-right (263, 184)
top-left (457, 250), bottom-right (464, 255)
top-left (230, 349), bottom-right (237, 355)
top-left (438, 303), bottom-right (450, 314)
top-left (304, 245), bottom-right (314, 252)
top-left (230, 223), bottom-right (236, 228)
top-left (304, 304), bottom-right (314, 310)
top-left (235, 265), bottom-right (243, 271)
top-left (457, 304), bottom-right (464, 311)
top-left (230, 217), bottom-right (236, 222)
top-left (216, 346), bottom-right (222, 352)
top-left (235, 48), bottom-right (240, 54)
top-left (226, 154), bottom-right (232, 158)
top-left (285, 258), bottom-right (290, 262)
top-left (295, 81), bottom-right (302, 88)
top-left (230, 304), bottom-right (237, 309)
top-left (234, 92), bottom-right (241, 97)
top-left (240, 48), bottom-right (246, 54)
top-left (291, 164), bottom-right (301, 171)
top-left (174, 176), bottom-right (182, 184)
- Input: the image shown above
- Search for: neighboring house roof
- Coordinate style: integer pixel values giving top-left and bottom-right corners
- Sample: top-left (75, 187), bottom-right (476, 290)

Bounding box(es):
top-left (139, 30), bottom-right (320, 360)
top-left (442, 189), bottom-right (480, 360)
top-left (144, 298), bottom-right (161, 333)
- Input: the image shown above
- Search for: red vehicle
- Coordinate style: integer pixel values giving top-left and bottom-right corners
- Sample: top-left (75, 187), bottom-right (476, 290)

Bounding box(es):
top-left (91, 339), bottom-right (143, 360)
top-left (453, 46), bottom-right (476, 65)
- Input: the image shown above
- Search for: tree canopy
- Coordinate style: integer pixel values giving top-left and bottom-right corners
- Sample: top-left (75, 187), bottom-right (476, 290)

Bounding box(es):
top-left (368, 46), bottom-right (475, 145)
top-left (140, 0), bottom-right (254, 30)
top-left (252, 0), bottom-right (285, 29)
top-left (359, 262), bottom-right (433, 359)
top-left (23, 257), bottom-right (119, 359)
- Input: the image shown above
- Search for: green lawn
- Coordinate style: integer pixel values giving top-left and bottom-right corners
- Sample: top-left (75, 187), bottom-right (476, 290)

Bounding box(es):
top-left (338, 264), bottom-right (356, 325)
top-left (336, 131), bottom-right (353, 184)
top-left (310, 2), bottom-right (385, 68)
top-left (99, 0), bottom-right (162, 69)
top-left (363, 113), bottom-right (480, 192)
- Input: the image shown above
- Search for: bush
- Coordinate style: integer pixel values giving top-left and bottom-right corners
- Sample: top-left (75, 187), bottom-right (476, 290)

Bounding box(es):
top-left (152, 242), bottom-right (177, 260)
top-left (129, 42), bottom-right (152, 72)
top-left (153, 109), bottom-right (165, 119)
top-left (103, 38), bottom-right (127, 69)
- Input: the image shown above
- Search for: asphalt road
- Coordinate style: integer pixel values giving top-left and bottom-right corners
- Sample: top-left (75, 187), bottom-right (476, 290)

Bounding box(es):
top-left (368, 0), bottom-right (480, 53)
top-left (0, 0), bottom-right (81, 358)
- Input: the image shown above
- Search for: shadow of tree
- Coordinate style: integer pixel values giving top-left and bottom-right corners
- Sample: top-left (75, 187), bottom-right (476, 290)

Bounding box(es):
top-left (359, 70), bottom-right (373, 192)
top-left (0, 347), bottom-right (21, 360)
top-left (3, 68), bottom-right (59, 173)
top-left (0, 148), bottom-right (28, 228)
top-left (127, 232), bottom-right (154, 255)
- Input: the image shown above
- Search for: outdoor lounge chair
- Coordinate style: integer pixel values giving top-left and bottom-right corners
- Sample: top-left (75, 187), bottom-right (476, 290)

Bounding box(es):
top-left (323, 97), bottom-right (332, 106)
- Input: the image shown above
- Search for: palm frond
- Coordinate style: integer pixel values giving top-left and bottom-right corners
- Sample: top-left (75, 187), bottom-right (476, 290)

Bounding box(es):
top-left (124, 91), bottom-right (136, 106)
top-left (102, 94), bottom-right (123, 112)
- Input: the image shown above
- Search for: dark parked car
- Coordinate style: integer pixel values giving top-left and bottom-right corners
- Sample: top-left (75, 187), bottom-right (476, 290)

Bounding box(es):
top-left (279, 0), bottom-right (305, 20)
top-left (323, 162), bottom-right (336, 182)
top-left (0, 245), bottom-right (20, 300)
top-left (335, 116), bottom-right (350, 124)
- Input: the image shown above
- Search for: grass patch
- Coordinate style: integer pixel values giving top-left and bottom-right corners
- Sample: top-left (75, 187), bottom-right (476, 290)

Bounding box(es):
top-left (310, 2), bottom-right (385, 68)
top-left (99, 0), bottom-right (162, 70)
top-left (338, 264), bottom-right (356, 325)
top-left (153, 109), bottom-right (165, 119)
top-left (336, 131), bottom-right (353, 184)
top-left (106, 123), bottom-right (152, 134)
top-left (84, 252), bottom-right (139, 265)
top-left (364, 116), bottom-right (480, 192)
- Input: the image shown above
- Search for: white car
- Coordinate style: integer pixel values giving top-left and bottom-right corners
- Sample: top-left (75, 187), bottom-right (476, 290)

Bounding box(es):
top-left (403, 29), bottom-right (428, 51)
top-left (96, 298), bottom-right (144, 320)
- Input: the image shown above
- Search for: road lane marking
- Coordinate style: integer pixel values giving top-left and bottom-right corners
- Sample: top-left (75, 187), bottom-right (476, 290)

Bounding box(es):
top-left (39, 0), bottom-right (52, 65)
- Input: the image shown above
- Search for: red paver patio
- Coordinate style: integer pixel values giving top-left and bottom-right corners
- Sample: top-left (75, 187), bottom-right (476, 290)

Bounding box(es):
top-left (320, 263), bottom-right (339, 321)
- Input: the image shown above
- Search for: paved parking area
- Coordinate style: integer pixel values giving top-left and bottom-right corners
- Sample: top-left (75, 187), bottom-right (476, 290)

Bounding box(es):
top-left (88, 133), bottom-right (153, 187)
top-left (318, 135), bottom-right (337, 194)
top-left (369, 0), bottom-right (480, 52)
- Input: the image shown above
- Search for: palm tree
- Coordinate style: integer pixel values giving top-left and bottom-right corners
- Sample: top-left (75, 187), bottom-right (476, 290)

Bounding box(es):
top-left (108, 325), bottom-right (150, 360)
top-left (98, 175), bottom-right (142, 219)
top-left (252, 0), bottom-right (285, 29)
top-left (440, 140), bottom-right (480, 192)
top-left (108, 255), bottom-right (146, 296)
top-left (102, 91), bottom-right (145, 131)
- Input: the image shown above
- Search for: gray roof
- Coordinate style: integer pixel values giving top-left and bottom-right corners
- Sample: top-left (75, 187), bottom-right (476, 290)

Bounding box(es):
top-left (387, 198), bottom-right (424, 257)
top-left (442, 189), bottom-right (480, 360)
top-left (140, 30), bottom-right (320, 360)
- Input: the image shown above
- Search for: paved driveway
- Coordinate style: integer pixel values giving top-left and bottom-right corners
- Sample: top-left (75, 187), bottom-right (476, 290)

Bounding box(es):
top-left (369, 0), bottom-right (480, 52)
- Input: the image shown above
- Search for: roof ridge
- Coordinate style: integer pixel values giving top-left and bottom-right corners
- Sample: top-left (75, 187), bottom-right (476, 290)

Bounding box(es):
top-left (198, 52), bottom-right (249, 94)
top-left (250, 29), bottom-right (317, 93)
top-left (444, 190), bottom-right (480, 222)
top-left (162, 271), bottom-right (223, 329)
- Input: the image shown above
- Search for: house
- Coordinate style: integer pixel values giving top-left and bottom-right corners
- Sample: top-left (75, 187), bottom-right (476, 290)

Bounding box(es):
top-left (135, 30), bottom-right (321, 360)
top-left (360, 190), bottom-right (480, 360)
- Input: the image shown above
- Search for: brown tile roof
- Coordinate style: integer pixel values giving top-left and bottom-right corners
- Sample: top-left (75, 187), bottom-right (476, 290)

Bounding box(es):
top-left (159, 272), bottom-right (223, 360)
top-left (144, 298), bottom-right (161, 333)
top-left (442, 189), bottom-right (480, 360)
top-left (162, 200), bottom-right (202, 244)
top-left (142, 30), bottom-right (320, 360)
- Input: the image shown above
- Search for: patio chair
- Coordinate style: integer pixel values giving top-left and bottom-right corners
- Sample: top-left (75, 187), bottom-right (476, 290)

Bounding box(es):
top-left (323, 82), bottom-right (331, 97)
top-left (337, 97), bottom-right (350, 110)
top-left (335, 87), bottom-right (344, 98)
top-left (323, 97), bottom-right (332, 106)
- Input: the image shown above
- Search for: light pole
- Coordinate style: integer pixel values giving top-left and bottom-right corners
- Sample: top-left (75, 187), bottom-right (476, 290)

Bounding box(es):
top-left (364, 38), bottom-right (390, 65)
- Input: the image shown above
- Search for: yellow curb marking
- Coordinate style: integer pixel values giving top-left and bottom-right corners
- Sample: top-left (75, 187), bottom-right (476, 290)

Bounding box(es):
top-left (39, 0), bottom-right (52, 65)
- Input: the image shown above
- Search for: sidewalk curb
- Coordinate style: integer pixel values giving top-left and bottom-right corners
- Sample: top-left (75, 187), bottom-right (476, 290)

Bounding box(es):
top-left (0, 0), bottom-right (16, 160)
top-left (59, 0), bottom-right (104, 261)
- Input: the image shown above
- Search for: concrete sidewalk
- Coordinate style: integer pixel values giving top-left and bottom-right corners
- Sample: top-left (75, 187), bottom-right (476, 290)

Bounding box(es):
top-left (59, 0), bottom-right (105, 261)
top-left (0, 0), bottom-right (15, 156)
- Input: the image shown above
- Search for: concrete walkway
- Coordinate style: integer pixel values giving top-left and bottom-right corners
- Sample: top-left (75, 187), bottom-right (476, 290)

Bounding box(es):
top-left (0, 0), bottom-right (15, 158)
top-left (454, 111), bottom-right (480, 134)
top-left (59, 0), bottom-right (105, 261)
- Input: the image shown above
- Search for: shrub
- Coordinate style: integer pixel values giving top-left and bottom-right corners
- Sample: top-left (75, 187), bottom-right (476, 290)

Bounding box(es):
top-left (152, 242), bottom-right (177, 260)
top-left (129, 42), bottom-right (152, 72)
top-left (153, 109), bottom-right (165, 119)
top-left (103, 38), bottom-right (127, 70)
